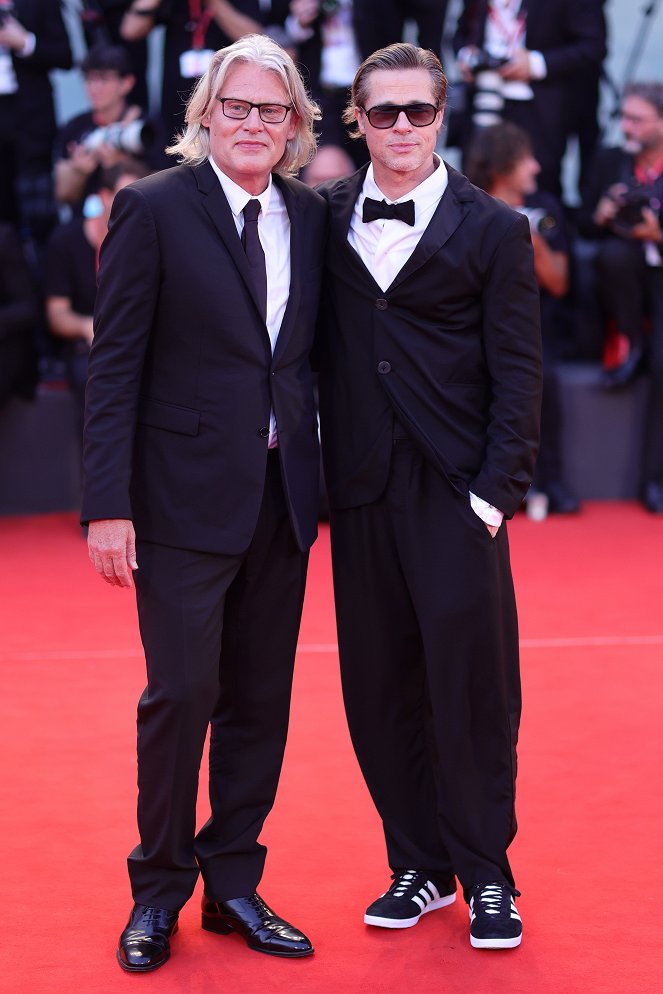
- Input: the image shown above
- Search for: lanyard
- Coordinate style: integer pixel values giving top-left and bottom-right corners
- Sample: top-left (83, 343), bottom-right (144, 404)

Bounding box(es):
top-left (487, 0), bottom-right (526, 53)
top-left (634, 155), bottom-right (663, 186)
top-left (187, 0), bottom-right (213, 50)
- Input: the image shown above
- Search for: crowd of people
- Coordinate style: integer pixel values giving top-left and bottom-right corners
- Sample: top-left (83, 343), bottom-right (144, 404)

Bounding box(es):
top-left (1, 0), bottom-right (662, 511)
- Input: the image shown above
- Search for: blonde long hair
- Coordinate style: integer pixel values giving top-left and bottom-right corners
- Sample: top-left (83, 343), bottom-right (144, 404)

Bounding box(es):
top-left (167, 34), bottom-right (320, 174)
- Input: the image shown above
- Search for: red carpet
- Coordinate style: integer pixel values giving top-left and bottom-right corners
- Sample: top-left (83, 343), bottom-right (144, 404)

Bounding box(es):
top-left (0, 506), bottom-right (661, 993)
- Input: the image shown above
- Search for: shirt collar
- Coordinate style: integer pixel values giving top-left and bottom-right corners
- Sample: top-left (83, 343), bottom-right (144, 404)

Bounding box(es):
top-left (363, 154), bottom-right (448, 211)
top-left (208, 156), bottom-right (274, 218)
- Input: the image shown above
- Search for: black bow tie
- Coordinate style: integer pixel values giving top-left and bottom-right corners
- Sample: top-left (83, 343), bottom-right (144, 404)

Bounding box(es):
top-left (362, 197), bottom-right (416, 226)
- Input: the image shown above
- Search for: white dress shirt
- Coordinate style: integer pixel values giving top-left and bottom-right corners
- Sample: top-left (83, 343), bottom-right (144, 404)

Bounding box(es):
top-left (349, 155), bottom-right (503, 530)
top-left (208, 157), bottom-right (291, 447)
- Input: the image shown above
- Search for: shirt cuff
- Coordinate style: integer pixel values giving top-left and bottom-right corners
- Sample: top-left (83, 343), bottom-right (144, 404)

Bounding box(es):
top-left (528, 51), bottom-right (547, 80)
top-left (469, 491), bottom-right (504, 528)
top-left (17, 31), bottom-right (37, 58)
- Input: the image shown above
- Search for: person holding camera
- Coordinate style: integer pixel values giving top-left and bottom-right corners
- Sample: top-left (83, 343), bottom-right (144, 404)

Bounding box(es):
top-left (580, 82), bottom-right (663, 513)
top-left (53, 43), bottom-right (165, 215)
top-left (452, 0), bottom-right (606, 197)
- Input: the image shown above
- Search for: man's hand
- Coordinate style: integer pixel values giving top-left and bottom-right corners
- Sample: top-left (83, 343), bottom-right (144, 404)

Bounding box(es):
top-left (499, 49), bottom-right (532, 82)
top-left (88, 519), bottom-right (138, 588)
top-left (0, 15), bottom-right (30, 52)
top-left (486, 523), bottom-right (499, 538)
top-left (67, 141), bottom-right (99, 176)
top-left (630, 206), bottom-right (662, 243)
top-left (289, 0), bottom-right (319, 27)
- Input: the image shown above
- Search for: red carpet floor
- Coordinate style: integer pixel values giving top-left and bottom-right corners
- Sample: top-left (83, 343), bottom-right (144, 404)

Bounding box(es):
top-left (0, 505), bottom-right (661, 993)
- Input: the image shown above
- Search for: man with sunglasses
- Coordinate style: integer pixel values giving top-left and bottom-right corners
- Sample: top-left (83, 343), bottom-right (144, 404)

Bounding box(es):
top-left (83, 34), bottom-right (326, 971)
top-left (316, 43), bottom-right (541, 949)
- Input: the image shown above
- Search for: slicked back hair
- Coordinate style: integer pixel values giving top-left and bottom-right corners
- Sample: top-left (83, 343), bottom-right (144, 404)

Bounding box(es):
top-left (343, 43), bottom-right (447, 140)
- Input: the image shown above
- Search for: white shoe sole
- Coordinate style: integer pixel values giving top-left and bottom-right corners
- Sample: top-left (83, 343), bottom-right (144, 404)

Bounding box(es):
top-left (470, 933), bottom-right (522, 949)
top-left (364, 892), bottom-right (457, 929)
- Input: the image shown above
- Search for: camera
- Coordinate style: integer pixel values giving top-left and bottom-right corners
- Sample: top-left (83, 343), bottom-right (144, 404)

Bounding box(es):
top-left (611, 182), bottom-right (659, 232)
top-left (463, 49), bottom-right (509, 75)
top-left (82, 120), bottom-right (155, 156)
top-left (514, 206), bottom-right (557, 235)
top-left (472, 70), bottom-right (506, 127)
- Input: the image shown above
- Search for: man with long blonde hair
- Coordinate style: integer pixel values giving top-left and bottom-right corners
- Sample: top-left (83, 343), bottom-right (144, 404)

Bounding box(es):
top-left (83, 34), bottom-right (326, 972)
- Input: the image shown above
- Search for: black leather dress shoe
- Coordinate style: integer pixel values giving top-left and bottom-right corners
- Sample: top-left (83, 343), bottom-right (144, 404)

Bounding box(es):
top-left (117, 904), bottom-right (179, 972)
top-left (643, 480), bottom-right (663, 513)
top-left (201, 892), bottom-right (314, 957)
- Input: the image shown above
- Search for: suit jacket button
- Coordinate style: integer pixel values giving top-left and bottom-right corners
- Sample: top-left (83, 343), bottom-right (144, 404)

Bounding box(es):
top-left (258, 427), bottom-right (269, 437)
top-left (377, 361), bottom-right (391, 374)
top-left (375, 298), bottom-right (388, 310)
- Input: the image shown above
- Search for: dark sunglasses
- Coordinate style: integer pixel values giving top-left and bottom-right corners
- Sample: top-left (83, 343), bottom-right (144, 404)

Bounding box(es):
top-left (216, 97), bottom-right (292, 124)
top-left (361, 102), bottom-right (439, 129)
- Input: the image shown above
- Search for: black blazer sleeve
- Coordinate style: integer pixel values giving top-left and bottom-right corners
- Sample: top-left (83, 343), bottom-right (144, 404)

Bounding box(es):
top-left (82, 186), bottom-right (160, 522)
top-left (469, 212), bottom-right (542, 513)
top-left (527, 0), bottom-right (606, 80)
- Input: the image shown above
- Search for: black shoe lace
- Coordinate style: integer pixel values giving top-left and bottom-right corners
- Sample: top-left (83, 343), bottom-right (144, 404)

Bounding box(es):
top-left (245, 894), bottom-right (274, 920)
top-left (388, 870), bottom-right (422, 898)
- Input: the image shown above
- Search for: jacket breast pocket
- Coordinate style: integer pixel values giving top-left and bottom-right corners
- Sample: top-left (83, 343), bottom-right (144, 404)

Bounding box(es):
top-left (137, 397), bottom-right (200, 436)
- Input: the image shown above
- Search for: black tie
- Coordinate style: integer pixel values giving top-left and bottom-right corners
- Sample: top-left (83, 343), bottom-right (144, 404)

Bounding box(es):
top-left (362, 196), bottom-right (415, 226)
top-left (241, 199), bottom-right (267, 321)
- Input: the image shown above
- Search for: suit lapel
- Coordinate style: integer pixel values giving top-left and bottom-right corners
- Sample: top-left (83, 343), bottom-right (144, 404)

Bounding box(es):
top-left (327, 166), bottom-right (385, 294)
top-left (193, 161), bottom-right (269, 334)
top-left (388, 165), bottom-right (475, 292)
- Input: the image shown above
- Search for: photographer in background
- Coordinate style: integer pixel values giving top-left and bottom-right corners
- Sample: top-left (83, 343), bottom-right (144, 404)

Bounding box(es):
top-left (53, 43), bottom-right (164, 215)
top-left (467, 121), bottom-right (579, 517)
top-left (79, 1), bottom-right (149, 107)
top-left (580, 82), bottom-right (663, 513)
top-left (453, 0), bottom-right (606, 198)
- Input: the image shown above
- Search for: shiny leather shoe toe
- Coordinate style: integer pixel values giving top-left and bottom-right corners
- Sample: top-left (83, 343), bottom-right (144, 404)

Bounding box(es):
top-left (202, 892), bottom-right (314, 957)
top-left (117, 904), bottom-right (179, 972)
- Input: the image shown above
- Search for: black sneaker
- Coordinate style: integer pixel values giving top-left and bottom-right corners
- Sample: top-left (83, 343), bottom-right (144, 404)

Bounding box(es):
top-left (364, 870), bottom-right (456, 928)
top-left (468, 882), bottom-right (522, 949)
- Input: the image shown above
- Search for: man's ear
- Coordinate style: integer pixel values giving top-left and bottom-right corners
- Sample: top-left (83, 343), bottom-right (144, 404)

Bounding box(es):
top-left (120, 74), bottom-right (136, 99)
top-left (355, 106), bottom-right (366, 136)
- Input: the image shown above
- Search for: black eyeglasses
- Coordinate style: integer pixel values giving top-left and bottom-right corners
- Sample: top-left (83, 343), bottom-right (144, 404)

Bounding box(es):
top-left (361, 102), bottom-right (439, 129)
top-left (216, 97), bottom-right (292, 124)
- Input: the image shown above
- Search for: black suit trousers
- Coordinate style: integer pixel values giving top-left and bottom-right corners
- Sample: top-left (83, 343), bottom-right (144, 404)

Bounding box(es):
top-left (128, 451), bottom-right (309, 910)
top-left (330, 440), bottom-right (521, 896)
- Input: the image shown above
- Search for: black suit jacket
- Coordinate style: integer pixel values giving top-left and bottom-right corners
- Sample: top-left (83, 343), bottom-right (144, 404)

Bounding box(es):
top-left (316, 164), bottom-right (542, 520)
top-left (12, 0), bottom-right (72, 173)
top-left (82, 162), bottom-right (327, 554)
top-left (453, 0), bottom-right (606, 80)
